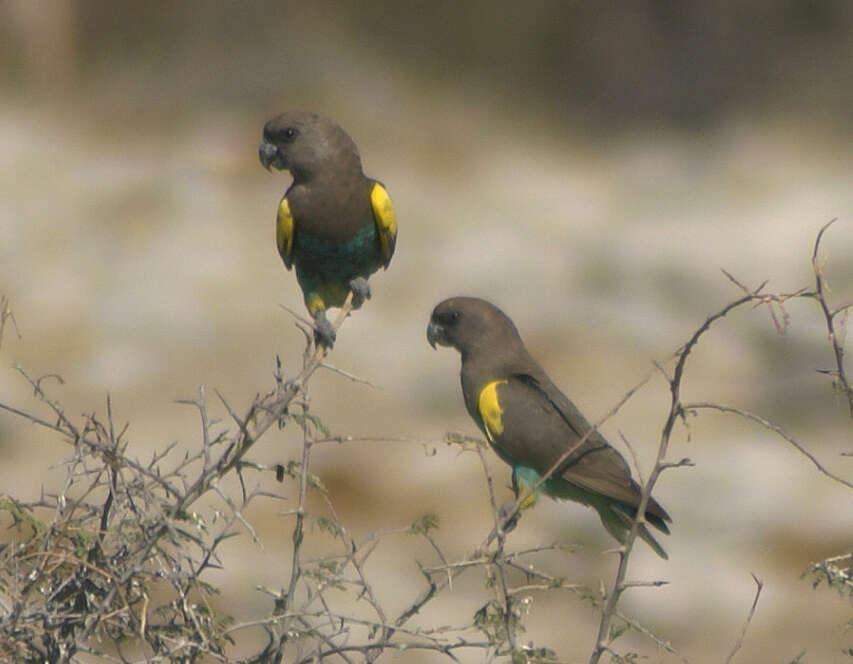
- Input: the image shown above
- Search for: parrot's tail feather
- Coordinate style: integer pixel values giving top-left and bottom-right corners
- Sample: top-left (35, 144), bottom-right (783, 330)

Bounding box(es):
top-left (602, 504), bottom-right (670, 560)
top-left (612, 501), bottom-right (671, 534)
top-left (637, 524), bottom-right (669, 560)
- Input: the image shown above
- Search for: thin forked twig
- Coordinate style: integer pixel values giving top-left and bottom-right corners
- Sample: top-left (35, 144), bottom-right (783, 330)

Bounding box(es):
top-left (724, 574), bottom-right (764, 664)
top-left (0, 294), bottom-right (21, 351)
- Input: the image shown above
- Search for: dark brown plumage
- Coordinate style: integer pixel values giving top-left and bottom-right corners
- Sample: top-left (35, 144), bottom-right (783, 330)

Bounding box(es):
top-left (427, 296), bottom-right (672, 558)
top-left (259, 111), bottom-right (396, 347)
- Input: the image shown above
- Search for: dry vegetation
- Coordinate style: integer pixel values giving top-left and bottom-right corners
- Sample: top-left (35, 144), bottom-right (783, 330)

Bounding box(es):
top-left (0, 224), bottom-right (850, 663)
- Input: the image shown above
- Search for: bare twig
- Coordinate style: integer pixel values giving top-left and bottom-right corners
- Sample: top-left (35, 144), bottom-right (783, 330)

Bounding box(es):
top-left (0, 294), bottom-right (21, 351)
top-left (319, 361), bottom-right (382, 388)
top-left (806, 219), bottom-right (853, 417)
top-left (724, 574), bottom-right (764, 664)
top-left (683, 402), bottom-right (853, 489)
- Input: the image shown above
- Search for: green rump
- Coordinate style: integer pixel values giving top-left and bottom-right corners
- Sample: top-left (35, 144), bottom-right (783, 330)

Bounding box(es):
top-left (513, 465), bottom-right (670, 533)
top-left (294, 223), bottom-right (382, 309)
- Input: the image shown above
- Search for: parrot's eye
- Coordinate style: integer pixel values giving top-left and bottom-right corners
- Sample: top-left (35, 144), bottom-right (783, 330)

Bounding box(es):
top-left (435, 310), bottom-right (461, 326)
top-left (276, 127), bottom-right (299, 141)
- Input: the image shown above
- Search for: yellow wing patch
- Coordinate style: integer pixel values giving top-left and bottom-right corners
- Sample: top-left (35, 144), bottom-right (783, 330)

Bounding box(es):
top-left (276, 197), bottom-right (295, 269)
top-left (370, 183), bottom-right (396, 267)
top-left (478, 379), bottom-right (508, 443)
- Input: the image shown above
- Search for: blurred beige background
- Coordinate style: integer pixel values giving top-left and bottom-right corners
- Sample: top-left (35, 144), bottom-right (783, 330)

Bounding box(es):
top-left (1, 2), bottom-right (852, 661)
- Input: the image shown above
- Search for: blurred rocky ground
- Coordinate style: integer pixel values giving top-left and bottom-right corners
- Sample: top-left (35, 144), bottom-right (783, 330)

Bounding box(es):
top-left (1, 2), bottom-right (852, 661)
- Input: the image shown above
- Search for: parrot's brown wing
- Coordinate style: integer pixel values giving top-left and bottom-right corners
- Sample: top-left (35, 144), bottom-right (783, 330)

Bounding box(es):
top-left (497, 373), bottom-right (671, 524)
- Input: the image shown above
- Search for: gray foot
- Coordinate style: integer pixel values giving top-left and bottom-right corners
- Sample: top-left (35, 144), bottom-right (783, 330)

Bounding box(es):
top-left (348, 277), bottom-right (371, 309)
top-left (313, 311), bottom-right (336, 349)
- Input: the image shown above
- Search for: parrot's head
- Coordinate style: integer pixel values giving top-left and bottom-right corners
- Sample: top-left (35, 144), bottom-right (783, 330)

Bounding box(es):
top-left (427, 297), bottom-right (523, 360)
top-left (259, 111), bottom-right (362, 180)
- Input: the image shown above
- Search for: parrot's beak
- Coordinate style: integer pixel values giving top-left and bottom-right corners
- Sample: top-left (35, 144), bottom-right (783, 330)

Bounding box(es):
top-left (258, 139), bottom-right (281, 172)
top-left (426, 321), bottom-right (445, 350)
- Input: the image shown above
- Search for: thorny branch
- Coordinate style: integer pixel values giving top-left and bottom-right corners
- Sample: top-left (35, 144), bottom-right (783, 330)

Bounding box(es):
top-left (0, 297), bottom-right (362, 663)
top-left (588, 221), bottom-right (851, 664)
top-left (0, 291), bottom-right (588, 663)
top-left (588, 288), bottom-right (760, 664)
top-left (807, 219), bottom-right (853, 417)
